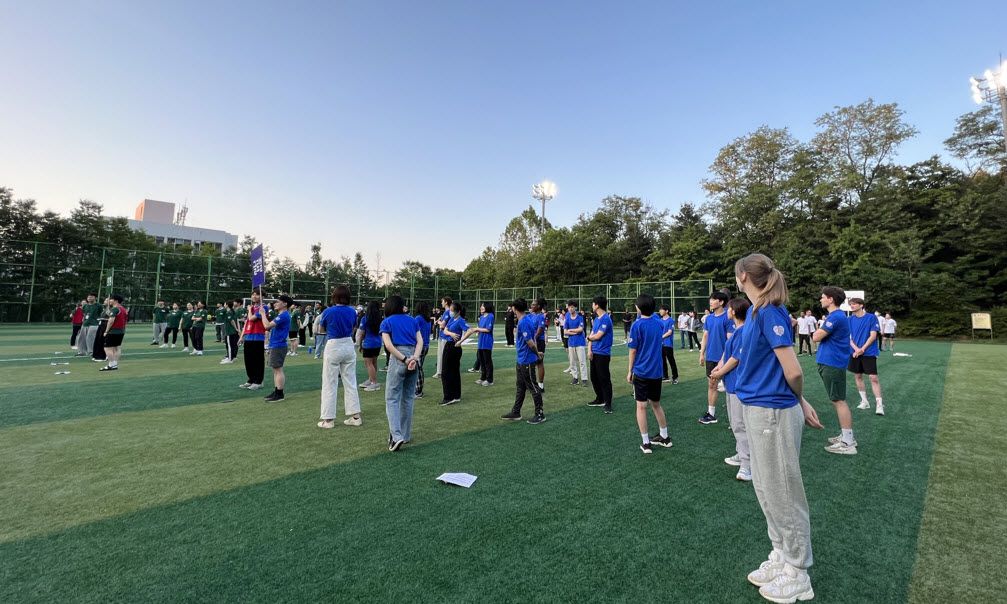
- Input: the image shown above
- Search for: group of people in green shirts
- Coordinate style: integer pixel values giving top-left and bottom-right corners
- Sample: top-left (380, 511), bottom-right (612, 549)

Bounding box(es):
top-left (151, 299), bottom-right (210, 355)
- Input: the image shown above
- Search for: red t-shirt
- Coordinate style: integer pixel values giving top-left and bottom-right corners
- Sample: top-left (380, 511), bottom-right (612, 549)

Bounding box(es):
top-left (72, 307), bottom-right (84, 324)
top-left (243, 304), bottom-right (266, 336)
top-left (110, 306), bottom-right (128, 331)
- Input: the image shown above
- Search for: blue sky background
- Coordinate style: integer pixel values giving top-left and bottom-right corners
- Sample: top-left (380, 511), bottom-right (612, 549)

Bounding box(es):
top-left (1, 1), bottom-right (1002, 271)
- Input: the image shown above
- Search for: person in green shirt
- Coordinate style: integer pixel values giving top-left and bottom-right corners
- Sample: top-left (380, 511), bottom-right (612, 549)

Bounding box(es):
top-left (99, 294), bottom-right (128, 371)
top-left (288, 303), bottom-right (302, 356)
top-left (152, 299), bottom-right (168, 346)
top-left (190, 301), bottom-right (207, 356)
top-left (222, 300), bottom-right (240, 363)
top-left (233, 299), bottom-right (247, 333)
top-left (180, 302), bottom-right (194, 352)
top-left (214, 303), bottom-right (227, 343)
top-left (164, 303), bottom-right (182, 348)
top-left (76, 293), bottom-right (102, 357)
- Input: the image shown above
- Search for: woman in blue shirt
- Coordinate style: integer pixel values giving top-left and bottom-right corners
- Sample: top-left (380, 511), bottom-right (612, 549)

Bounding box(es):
top-left (317, 286), bottom-right (362, 429)
top-left (412, 301), bottom-right (432, 398)
top-left (380, 295), bottom-right (423, 451)
top-left (732, 253), bottom-right (823, 603)
top-left (459, 301), bottom-right (495, 386)
top-left (356, 301), bottom-right (383, 392)
top-left (439, 302), bottom-right (469, 406)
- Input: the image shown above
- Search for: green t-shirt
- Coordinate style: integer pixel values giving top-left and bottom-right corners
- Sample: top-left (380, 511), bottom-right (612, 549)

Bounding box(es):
top-left (224, 309), bottom-right (238, 336)
top-left (234, 306), bottom-right (246, 322)
top-left (181, 310), bottom-right (194, 330)
top-left (269, 309), bottom-right (277, 321)
top-left (290, 310), bottom-right (301, 333)
top-left (191, 309), bottom-right (207, 330)
top-left (215, 308), bottom-right (227, 324)
top-left (82, 302), bottom-right (102, 327)
top-left (168, 310), bottom-right (183, 329)
top-left (153, 306), bottom-right (168, 323)
top-left (106, 306), bottom-right (124, 335)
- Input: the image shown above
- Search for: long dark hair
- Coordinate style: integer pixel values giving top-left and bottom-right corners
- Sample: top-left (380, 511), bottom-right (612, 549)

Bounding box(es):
top-left (365, 300), bottom-right (382, 334)
top-left (384, 295), bottom-right (405, 317)
top-left (414, 300), bottom-right (431, 322)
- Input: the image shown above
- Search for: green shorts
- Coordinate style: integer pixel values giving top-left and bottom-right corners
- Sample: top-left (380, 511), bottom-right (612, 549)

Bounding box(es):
top-left (818, 364), bottom-right (847, 402)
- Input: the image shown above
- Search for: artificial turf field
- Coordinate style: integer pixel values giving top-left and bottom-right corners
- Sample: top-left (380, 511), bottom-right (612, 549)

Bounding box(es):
top-left (0, 325), bottom-right (1003, 603)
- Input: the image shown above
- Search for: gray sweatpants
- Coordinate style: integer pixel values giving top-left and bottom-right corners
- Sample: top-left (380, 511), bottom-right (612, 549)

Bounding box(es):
top-left (79, 325), bottom-right (98, 355)
top-left (743, 403), bottom-right (813, 571)
top-left (726, 393), bottom-right (750, 472)
top-left (152, 322), bottom-right (167, 343)
top-left (568, 346), bottom-right (587, 381)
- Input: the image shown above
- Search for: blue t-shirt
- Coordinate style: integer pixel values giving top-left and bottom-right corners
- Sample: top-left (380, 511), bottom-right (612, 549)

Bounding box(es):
top-left (516, 314), bottom-right (540, 365)
top-left (817, 309), bottom-right (851, 369)
top-left (446, 316), bottom-right (469, 340)
top-left (704, 311), bottom-right (729, 363)
top-left (628, 315), bottom-right (664, 380)
top-left (380, 314), bottom-right (419, 347)
top-left (358, 316), bottom-right (383, 349)
top-left (537, 312), bottom-right (548, 341)
top-left (591, 313), bottom-right (614, 356)
top-left (415, 316), bottom-right (431, 348)
top-left (723, 323), bottom-right (746, 394)
top-left (439, 311), bottom-right (453, 341)
top-left (661, 315), bottom-right (675, 347)
top-left (477, 313), bottom-right (495, 349)
top-left (735, 305), bottom-right (799, 409)
top-left (321, 305), bottom-right (357, 339)
top-left (565, 314), bottom-right (586, 347)
top-left (849, 313), bottom-right (881, 357)
top-left (269, 311), bottom-right (290, 348)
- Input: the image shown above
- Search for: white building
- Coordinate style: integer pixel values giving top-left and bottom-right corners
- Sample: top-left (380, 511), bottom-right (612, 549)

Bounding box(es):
top-left (126, 199), bottom-right (238, 252)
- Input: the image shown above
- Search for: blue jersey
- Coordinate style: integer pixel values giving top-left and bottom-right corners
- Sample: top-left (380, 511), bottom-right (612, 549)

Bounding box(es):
top-left (477, 313), bottom-right (494, 349)
top-left (516, 314), bottom-right (540, 365)
top-left (591, 313), bottom-right (614, 356)
top-left (415, 316), bottom-right (431, 348)
top-left (565, 314), bottom-right (586, 347)
top-left (723, 323), bottom-right (746, 394)
top-left (446, 315), bottom-right (469, 340)
top-left (849, 313), bottom-right (881, 357)
top-left (817, 309), bottom-right (851, 369)
top-left (269, 311), bottom-right (290, 348)
top-left (439, 311), bottom-right (453, 341)
top-left (661, 315), bottom-right (675, 347)
top-left (358, 317), bottom-right (382, 349)
top-left (628, 315), bottom-right (664, 379)
top-left (321, 305), bottom-right (357, 339)
top-left (735, 305), bottom-right (799, 409)
top-left (380, 314), bottom-right (419, 347)
top-left (537, 312), bottom-right (548, 341)
top-left (704, 311), bottom-right (730, 362)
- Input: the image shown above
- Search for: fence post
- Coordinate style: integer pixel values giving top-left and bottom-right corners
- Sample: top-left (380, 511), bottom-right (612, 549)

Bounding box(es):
top-left (26, 242), bottom-right (38, 323)
top-left (356, 274), bottom-right (361, 305)
top-left (205, 256), bottom-right (212, 303)
top-left (154, 252), bottom-right (162, 301)
top-left (670, 281), bottom-right (676, 315)
top-left (324, 268), bottom-right (330, 298)
top-left (434, 275), bottom-right (439, 305)
top-left (97, 248), bottom-right (106, 299)
top-left (289, 270), bottom-right (294, 295)
top-left (409, 273), bottom-right (415, 310)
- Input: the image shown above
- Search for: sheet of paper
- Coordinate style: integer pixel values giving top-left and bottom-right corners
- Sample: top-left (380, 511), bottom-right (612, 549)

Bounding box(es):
top-left (436, 473), bottom-right (477, 488)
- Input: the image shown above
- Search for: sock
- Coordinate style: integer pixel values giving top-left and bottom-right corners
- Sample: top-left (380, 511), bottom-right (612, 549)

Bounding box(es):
top-left (859, 390), bottom-right (868, 404)
top-left (841, 428), bottom-right (854, 446)
top-left (538, 383), bottom-right (544, 389)
top-left (876, 398), bottom-right (882, 407)
top-left (708, 405), bottom-right (716, 417)
top-left (641, 433), bottom-right (650, 444)
top-left (659, 427), bottom-right (669, 439)
top-left (110, 360), bottom-right (117, 367)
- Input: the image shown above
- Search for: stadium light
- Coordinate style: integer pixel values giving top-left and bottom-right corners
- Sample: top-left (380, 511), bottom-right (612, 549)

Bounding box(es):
top-left (531, 181), bottom-right (557, 237)
top-left (970, 56), bottom-right (1007, 155)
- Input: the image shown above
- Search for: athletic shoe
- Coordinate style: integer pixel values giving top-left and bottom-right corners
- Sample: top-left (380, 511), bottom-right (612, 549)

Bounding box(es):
top-left (378, 366), bottom-right (387, 371)
top-left (264, 392), bottom-right (285, 403)
top-left (92, 358), bottom-right (105, 362)
top-left (364, 383), bottom-right (381, 392)
top-left (570, 379), bottom-right (580, 386)
top-left (344, 417), bottom-right (362, 426)
top-left (196, 351), bottom-right (203, 356)
top-left (758, 564), bottom-right (814, 603)
top-left (827, 434), bottom-right (858, 447)
top-left (171, 344), bottom-right (176, 349)
top-left (724, 454), bottom-right (742, 467)
top-left (527, 414), bottom-right (547, 425)
top-left (501, 411), bottom-right (522, 421)
top-left (539, 385), bottom-right (545, 393)
top-left (415, 392), bottom-right (425, 398)
top-left (189, 351), bottom-right (198, 356)
top-left (159, 344), bottom-right (169, 348)
top-left (876, 404), bottom-right (885, 416)
top-left (581, 381), bottom-right (589, 387)
top-left (717, 381), bottom-right (726, 393)
top-left (672, 379), bottom-right (679, 385)
top-left (247, 383), bottom-right (262, 391)
top-left (220, 359), bottom-right (233, 364)
top-left (587, 400), bottom-right (604, 407)
top-left (98, 365), bottom-right (116, 371)
top-left (640, 443), bottom-right (653, 454)
top-left (699, 412), bottom-right (718, 425)
top-left (736, 468), bottom-right (752, 482)
top-left (149, 342), bottom-right (157, 346)
top-left (604, 405), bottom-right (613, 414)
top-left (74, 353), bottom-right (86, 357)
top-left (467, 368), bottom-right (479, 373)
top-left (748, 551), bottom-right (785, 587)
top-left (475, 379), bottom-right (485, 385)
top-left (431, 373), bottom-right (441, 379)
top-left (181, 347), bottom-right (189, 352)
top-left (562, 367), bottom-right (573, 374)
top-left (239, 382), bottom-right (251, 388)
top-left (358, 380), bottom-right (373, 388)
top-left (824, 441), bottom-right (857, 455)
top-left (390, 439), bottom-right (405, 452)
top-left (481, 381), bottom-right (493, 387)
top-left (662, 378), bottom-right (671, 383)
top-left (438, 399), bottom-right (455, 406)
top-left (317, 420), bottom-right (335, 429)
top-left (650, 435), bottom-right (673, 448)
top-left (290, 352), bottom-right (298, 357)
top-left (857, 400), bottom-right (870, 410)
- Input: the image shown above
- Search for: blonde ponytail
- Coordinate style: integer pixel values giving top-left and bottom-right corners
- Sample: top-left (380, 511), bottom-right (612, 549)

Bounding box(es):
top-left (734, 253), bottom-right (789, 317)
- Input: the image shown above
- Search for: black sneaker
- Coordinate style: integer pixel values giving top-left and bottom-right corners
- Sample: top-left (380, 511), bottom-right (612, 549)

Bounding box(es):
top-left (467, 368), bottom-right (479, 373)
top-left (604, 404), bottom-right (613, 414)
top-left (640, 442), bottom-right (653, 454)
top-left (150, 342), bottom-right (159, 346)
top-left (264, 392), bottom-right (285, 402)
top-left (501, 411), bottom-right (522, 421)
top-left (662, 378), bottom-right (671, 383)
top-left (586, 400), bottom-right (604, 407)
top-left (581, 381), bottom-right (589, 387)
top-left (438, 399), bottom-right (456, 406)
top-left (570, 379), bottom-right (580, 386)
top-left (388, 433), bottom-right (394, 448)
top-left (415, 392), bottom-right (425, 399)
top-left (527, 414), bottom-right (547, 425)
top-left (672, 379), bottom-right (679, 385)
top-left (99, 365), bottom-right (117, 371)
top-left (390, 439), bottom-right (405, 452)
top-left (651, 434), bottom-right (673, 448)
top-left (699, 412), bottom-right (718, 425)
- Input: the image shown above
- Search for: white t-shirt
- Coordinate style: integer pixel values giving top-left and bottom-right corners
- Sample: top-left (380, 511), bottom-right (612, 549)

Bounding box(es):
top-left (798, 316), bottom-right (811, 335)
top-left (884, 319), bottom-right (896, 334)
top-left (817, 318), bottom-right (825, 330)
top-left (678, 313), bottom-right (689, 330)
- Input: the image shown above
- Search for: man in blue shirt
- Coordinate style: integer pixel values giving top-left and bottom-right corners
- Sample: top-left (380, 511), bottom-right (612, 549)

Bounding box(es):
top-left (847, 297), bottom-right (885, 416)
top-left (627, 293), bottom-right (672, 454)
top-left (658, 304), bottom-right (679, 384)
top-left (699, 291), bottom-right (731, 424)
top-left (564, 300), bottom-right (589, 387)
top-left (259, 294), bottom-right (293, 403)
top-left (813, 286), bottom-right (856, 455)
top-left (501, 298), bottom-right (546, 424)
top-left (532, 298), bottom-right (548, 391)
top-left (587, 296), bottom-right (615, 413)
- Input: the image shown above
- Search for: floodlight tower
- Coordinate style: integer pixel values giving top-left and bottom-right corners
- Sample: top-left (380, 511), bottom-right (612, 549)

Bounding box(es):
top-left (531, 181), bottom-right (557, 238)
top-left (970, 56), bottom-right (1007, 155)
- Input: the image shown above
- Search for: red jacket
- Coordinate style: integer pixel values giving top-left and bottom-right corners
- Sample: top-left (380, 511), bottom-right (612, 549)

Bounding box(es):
top-left (72, 307), bottom-right (84, 324)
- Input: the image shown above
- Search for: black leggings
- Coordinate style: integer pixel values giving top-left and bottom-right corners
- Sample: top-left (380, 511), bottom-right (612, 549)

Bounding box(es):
top-left (441, 341), bottom-right (462, 402)
top-left (687, 331), bottom-right (700, 349)
top-left (71, 324), bottom-right (81, 346)
top-left (191, 328), bottom-right (204, 351)
top-left (798, 334), bottom-right (813, 354)
top-left (181, 328), bottom-right (190, 348)
top-left (226, 333), bottom-right (239, 360)
top-left (662, 346), bottom-right (679, 380)
top-left (590, 354), bottom-right (612, 406)
top-left (416, 347), bottom-right (429, 395)
top-left (244, 340), bottom-right (264, 385)
top-left (478, 348), bottom-right (494, 383)
top-left (164, 327), bottom-right (178, 344)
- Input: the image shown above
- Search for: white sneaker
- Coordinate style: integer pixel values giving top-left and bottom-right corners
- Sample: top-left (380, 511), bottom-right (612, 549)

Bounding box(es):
top-left (182, 347), bottom-right (189, 352)
top-left (159, 344), bottom-right (169, 348)
top-left (876, 404), bottom-right (885, 416)
top-left (717, 381), bottom-right (726, 393)
top-left (317, 420), bottom-right (335, 429)
top-left (359, 380), bottom-right (373, 389)
top-left (196, 351), bottom-right (203, 356)
top-left (220, 359), bottom-right (233, 364)
top-left (239, 382), bottom-right (251, 388)
top-left (171, 344), bottom-right (176, 348)
top-left (857, 400), bottom-right (870, 410)
top-left (71, 345), bottom-right (77, 350)
top-left (482, 381), bottom-right (493, 386)
top-left (748, 550), bottom-right (785, 587)
top-left (431, 373), bottom-right (441, 379)
top-left (824, 441), bottom-right (857, 455)
top-left (189, 351), bottom-right (198, 355)
top-left (562, 367), bottom-right (572, 374)
top-left (247, 383), bottom-right (262, 390)
top-left (467, 368), bottom-right (478, 373)
top-left (736, 467), bottom-right (752, 482)
top-left (365, 383), bottom-right (381, 391)
top-left (758, 564), bottom-right (814, 603)
top-left (827, 434), bottom-right (858, 447)
top-left (475, 379), bottom-right (485, 385)
top-left (724, 454), bottom-right (742, 467)
top-left (344, 416), bottom-right (362, 426)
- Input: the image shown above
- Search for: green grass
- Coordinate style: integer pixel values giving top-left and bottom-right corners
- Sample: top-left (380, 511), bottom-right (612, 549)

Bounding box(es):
top-left (0, 325), bottom-right (1003, 603)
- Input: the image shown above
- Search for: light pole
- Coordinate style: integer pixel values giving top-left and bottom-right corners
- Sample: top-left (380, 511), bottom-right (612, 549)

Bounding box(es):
top-left (531, 181), bottom-right (557, 238)
top-left (970, 57), bottom-right (1007, 155)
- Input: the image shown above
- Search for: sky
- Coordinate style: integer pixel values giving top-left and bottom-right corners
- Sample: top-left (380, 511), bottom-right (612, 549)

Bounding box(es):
top-left (1, 1), bottom-right (1003, 273)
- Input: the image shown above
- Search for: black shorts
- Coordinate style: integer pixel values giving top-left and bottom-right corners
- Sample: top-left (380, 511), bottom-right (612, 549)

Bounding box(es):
top-left (362, 347), bottom-right (381, 359)
top-left (883, 333), bottom-right (895, 339)
top-left (633, 376), bottom-right (662, 402)
top-left (104, 333), bottom-right (124, 347)
top-left (288, 331), bottom-right (298, 340)
top-left (705, 360), bottom-right (719, 379)
top-left (536, 339), bottom-right (546, 365)
top-left (847, 355), bottom-right (878, 375)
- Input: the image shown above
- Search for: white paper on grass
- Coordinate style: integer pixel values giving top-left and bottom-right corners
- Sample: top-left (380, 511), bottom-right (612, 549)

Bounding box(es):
top-left (436, 473), bottom-right (477, 488)
top-left (892, 352), bottom-right (912, 357)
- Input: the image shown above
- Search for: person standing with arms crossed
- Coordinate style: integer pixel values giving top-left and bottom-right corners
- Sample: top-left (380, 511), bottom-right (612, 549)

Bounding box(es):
top-left (710, 297), bottom-right (753, 482)
top-left (180, 302), bottom-right (194, 352)
top-left (500, 298), bottom-right (547, 424)
top-left (564, 300), bottom-right (589, 387)
top-left (76, 293), bottom-right (101, 357)
top-left (586, 296), bottom-right (614, 413)
top-left (814, 286), bottom-right (856, 455)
